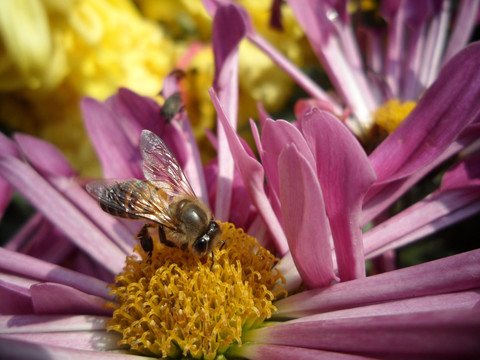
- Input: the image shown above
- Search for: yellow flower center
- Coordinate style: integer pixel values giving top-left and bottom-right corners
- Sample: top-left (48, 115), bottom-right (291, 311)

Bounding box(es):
top-left (373, 99), bottom-right (416, 134)
top-left (107, 222), bottom-right (286, 359)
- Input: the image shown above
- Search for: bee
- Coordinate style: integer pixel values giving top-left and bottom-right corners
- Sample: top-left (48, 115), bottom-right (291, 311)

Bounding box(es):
top-left (86, 130), bottom-right (222, 258)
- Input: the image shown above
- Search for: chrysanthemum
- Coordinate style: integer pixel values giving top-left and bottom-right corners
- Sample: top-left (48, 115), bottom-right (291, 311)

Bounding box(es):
top-left (1, 2), bottom-right (480, 360)
top-left (208, 0), bottom-right (479, 140)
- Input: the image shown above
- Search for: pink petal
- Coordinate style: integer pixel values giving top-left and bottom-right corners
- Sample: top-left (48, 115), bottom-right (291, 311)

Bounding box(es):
top-left (0, 314), bottom-right (108, 333)
top-left (262, 118), bottom-right (316, 200)
top-left (212, 4), bottom-right (246, 221)
top-left (416, 1), bottom-right (450, 90)
top-left (256, 102), bottom-right (270, 130)
top-left (0, 156), bottom-right (126, 274)
top-left (0, 248), bottom-right (111, 300)
top-left (247, 307), bottom-right (480, 358)
top-left (278, 144), bottom-right (337, 289)
top-left (442, 0), bottom-right (480, 65)
top-left (229, 170), bottom-right (256, 230)
top-left (70, 250), bottom-right (115, 284)
top-left (14, 134), bottom-right (76, 178)
top-left (106, 88), bottom-right (163, 143)
top-left (274, 249), bottom-right (480, 318)
top-left (0, 133), bottom-right (20, 218)
top-left (18, 222), bottom-right (75, 265)
top-left (362, 124), bottom-right (480, 224)
top-left (210, 89), bottom-right (289, 255)
top-left (4, 213), bottom-right (43, 251)
top-left (3, 137), bottom-right (134, 256)
top-left (269, 0), bottom-right (283, 30)
top-left (368, 43), bottom-right (480, 186)
top-left (51, 178), bottom-right (135, 253)
top-left (233, 344), bottom-right (375, 360)
top-left (286, 0), bottom-right (376, 123)
top-left (365, 150), bottom-right (480, 253)
top-left (212, 4), bottom-right (245, 91)
top-left (364, 187), bottom-right (480, 259)
top-left (288, 291), bottom-right (480, 321)
top-left (81, 97), bottom-right (143, 179)
top-left (0, 280), bottom-right (33, 315)
top-left (0, 176), bottom-right (12, 219)
top-left (0, 273), bottom-right (37, 292)
top-left (300, 109), bottom-right (376, 281)
top-left (31, 283), bottom-right (112, 316)
top-left (0, 337), bottom-right (147, 360)
top-left (1, 331), bottom-right (121, 351)
top-left (246, 214), bottom-right (273, 251)
top-left (261, 119), bottom-right (315, 225)
top-left (250, 119), bottom-right (264, 163)
top-left (441, 153), bottom-right (480, 190)
top-left (203, 0), bottom-right (254, 35)
top-left (160, 70), bottom-right (185, 99)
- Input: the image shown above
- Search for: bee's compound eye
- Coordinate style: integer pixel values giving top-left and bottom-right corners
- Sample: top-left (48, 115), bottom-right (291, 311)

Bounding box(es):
top-left (193, 236), bottom-right (209, 255)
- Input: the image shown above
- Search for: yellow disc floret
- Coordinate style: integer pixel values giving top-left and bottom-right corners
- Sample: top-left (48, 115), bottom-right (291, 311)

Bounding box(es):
top-left (373, 99), bottom-right (417, 134)
top-left (107, 222), bottom-right (285, 359)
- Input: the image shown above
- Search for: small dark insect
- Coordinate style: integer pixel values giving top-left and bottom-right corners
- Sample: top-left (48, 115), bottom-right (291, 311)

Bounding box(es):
top-left (160, 92), bottom-right (184, 122)
top-left (87, 130), bottom-right (222, 258)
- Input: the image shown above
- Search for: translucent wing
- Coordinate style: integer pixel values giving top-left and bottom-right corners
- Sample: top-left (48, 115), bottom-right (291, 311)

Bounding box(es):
top-left (140, 130), bottom-right (196, 199)
top-left (86, 179), bottom-right (178, 230)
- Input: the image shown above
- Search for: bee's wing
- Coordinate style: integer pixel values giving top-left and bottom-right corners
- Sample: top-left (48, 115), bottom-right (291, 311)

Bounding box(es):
top-left (140, 130), bottom-right (196, 199)
top-left (86, 179), bottom-right (178, 230)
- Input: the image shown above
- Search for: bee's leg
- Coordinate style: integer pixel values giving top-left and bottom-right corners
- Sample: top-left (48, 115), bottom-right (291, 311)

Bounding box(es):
top-left (158, 226), bottom-right (176, 248)
top-left (137, 224), bottom-right (154, 257)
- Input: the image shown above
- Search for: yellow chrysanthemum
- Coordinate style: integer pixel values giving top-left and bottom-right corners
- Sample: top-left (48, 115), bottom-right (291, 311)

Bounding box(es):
top-left (107, 222), bottom-right (286, 359)
top-left (0, 0), bottom-right (179, 175)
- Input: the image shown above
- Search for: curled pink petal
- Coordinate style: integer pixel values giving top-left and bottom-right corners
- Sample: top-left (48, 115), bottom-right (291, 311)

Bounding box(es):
top-left (301, 108), bottom-right (376, 280)
top-left (278, 144), bottom-right (337, 288)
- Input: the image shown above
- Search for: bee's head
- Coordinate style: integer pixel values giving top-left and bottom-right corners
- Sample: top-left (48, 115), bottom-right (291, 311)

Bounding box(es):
top-left (193, 221), bottom-right (222, 256)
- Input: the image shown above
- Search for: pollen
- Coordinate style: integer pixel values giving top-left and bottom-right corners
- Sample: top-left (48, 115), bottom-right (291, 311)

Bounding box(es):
top-left (373, 99), bottom-right (416, 134)
top-left (106, 222), bottom-right (286, 359)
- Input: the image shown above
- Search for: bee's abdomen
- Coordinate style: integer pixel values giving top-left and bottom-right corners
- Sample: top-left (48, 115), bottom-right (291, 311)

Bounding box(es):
top-left (99, 181), bottom-right (150, 219)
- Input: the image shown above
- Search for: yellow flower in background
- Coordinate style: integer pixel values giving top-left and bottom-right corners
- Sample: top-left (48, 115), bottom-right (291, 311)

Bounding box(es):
top-left (135, 0), bottom-right (212, 41)
top-left (0, 0), bottom-right (179, 175)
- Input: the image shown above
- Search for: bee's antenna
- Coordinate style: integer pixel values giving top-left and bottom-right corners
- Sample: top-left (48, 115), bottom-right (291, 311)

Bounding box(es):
top-left (219, 239), bottom-right (227, 250)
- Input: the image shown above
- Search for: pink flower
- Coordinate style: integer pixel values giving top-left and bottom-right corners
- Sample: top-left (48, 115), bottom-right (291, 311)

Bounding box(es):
top-left (0, 2), bottom-right (479, 359)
